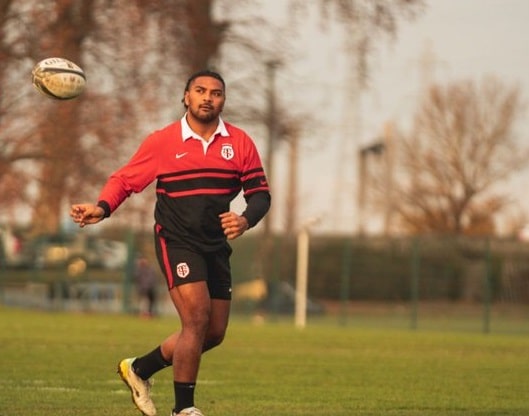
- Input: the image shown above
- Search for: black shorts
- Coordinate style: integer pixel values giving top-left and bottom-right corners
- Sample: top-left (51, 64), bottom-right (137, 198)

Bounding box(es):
top-left (154, 231), bottom-right (232, 300)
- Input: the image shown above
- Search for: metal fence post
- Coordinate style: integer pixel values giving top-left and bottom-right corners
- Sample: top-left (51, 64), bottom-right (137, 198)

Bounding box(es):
top-left (483, 238), bottom-right (492, 334)
top-left (339, 238), bottom-right (352, 326)
top-left (122, 230), bottom-right (135, 314)
top-left (410, 237), bottom-right (420, 330)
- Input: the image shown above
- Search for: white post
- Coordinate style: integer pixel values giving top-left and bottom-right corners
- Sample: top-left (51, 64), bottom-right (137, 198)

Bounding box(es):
top-left (295, 227), bottom-right (309, 328)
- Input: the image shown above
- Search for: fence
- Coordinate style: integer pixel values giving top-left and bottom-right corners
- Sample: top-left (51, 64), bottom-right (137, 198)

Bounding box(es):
top-left (229, 234), bottom-right (529, 333)
top-left (2, 234), bottom-right (529, 333)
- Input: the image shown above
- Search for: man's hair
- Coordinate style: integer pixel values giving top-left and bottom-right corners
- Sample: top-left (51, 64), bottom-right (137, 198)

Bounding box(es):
top-left (182, 69), bottom-right (226, 107)
top-left (184, 69), bottom-right (225, 91)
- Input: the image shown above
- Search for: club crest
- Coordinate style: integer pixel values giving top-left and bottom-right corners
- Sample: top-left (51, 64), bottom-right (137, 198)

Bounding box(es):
top-left (221, 144), bottom-right (234, 160)
top-left (176, 262), bottom-right (190, 279)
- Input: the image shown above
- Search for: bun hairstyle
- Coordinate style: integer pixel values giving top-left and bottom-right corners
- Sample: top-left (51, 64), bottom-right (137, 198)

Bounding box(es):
top-left (182, 69), bottom-right (226, 108)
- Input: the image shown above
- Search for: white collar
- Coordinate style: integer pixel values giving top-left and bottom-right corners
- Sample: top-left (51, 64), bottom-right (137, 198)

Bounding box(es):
top-left (181, 113), bottom-right (229, 142)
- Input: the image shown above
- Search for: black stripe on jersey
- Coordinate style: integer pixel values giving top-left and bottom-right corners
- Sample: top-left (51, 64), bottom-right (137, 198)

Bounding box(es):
top-left (242, 167), bottom-right (266, 176)
top-left (241, 167), bottom-right (268, 191)
top-left (158, 175), bottom-right (241, 194)
top-left (243, 175), bottom-right (267, 188)
top-left (158, 168), bottom-right (239, 180)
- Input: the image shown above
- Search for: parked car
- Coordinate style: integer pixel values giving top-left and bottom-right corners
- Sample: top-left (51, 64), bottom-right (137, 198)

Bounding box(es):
top-left (32, 233), bottom-right (127, 272)
top-left (261, 280), bottom-right (325, 315)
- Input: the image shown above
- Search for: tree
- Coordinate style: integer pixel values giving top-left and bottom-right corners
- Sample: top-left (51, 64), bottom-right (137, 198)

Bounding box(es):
top-left (373, 76), bottom-right (529, 235)
top-left (0, 0), bottom-right (42, 220)
top-left (29, 1), bottom-right (98, 234)
top-left (0, 0), bottom-right (151, 232)
top-left (0, 0), bottom-right (273, 233)
top-left (0, 0), bottom-right (424, 236)
top-left (287, 0), bottom-right (424, 236)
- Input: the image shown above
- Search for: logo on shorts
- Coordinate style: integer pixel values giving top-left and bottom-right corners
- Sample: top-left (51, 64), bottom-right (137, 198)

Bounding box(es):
top-left (176, 262), bottom-right (190, 279)
top-left (221, 144), bottom-right (234, 160)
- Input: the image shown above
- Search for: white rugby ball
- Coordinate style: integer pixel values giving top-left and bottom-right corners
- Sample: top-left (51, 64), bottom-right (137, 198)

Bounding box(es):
top-left (31, 57), bottom-right (86, 100)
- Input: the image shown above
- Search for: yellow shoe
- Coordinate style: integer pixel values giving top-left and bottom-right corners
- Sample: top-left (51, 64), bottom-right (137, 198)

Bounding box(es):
top-left (117, 357), bottom-right (157, 416)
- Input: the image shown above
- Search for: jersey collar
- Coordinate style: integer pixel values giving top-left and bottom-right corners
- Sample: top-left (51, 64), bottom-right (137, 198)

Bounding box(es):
top-left (181, 113), bottom-right (229, 142)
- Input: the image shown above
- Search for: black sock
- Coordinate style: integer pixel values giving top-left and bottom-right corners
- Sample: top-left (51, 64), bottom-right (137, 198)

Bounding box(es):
top-left (132, 346), bottom-right (171, 380)
top-left (174, 381), bottom-right (196, 412)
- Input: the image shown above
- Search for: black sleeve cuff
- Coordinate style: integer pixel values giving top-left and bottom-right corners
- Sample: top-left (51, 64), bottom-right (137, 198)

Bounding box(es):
top-left (242, 191), bottom-right (271, 228)
top-left (97, 201), bottom-right (111, 218)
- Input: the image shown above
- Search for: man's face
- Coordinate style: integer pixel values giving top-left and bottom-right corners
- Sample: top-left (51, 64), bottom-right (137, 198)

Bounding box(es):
top-left (184, 76), bottom-right (225, 123)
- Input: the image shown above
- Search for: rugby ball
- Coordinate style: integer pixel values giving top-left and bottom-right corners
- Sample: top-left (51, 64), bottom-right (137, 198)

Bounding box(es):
top-left (31, 57), bottom-right (86, 100)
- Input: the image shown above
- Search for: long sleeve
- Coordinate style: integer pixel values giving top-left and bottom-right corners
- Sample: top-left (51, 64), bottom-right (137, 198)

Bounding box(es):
top-left (97, 133), bottom-right (160, 216)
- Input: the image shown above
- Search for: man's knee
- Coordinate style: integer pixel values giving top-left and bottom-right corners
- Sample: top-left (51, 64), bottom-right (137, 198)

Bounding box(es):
top-left (185, 307), bottom-right (211, 335)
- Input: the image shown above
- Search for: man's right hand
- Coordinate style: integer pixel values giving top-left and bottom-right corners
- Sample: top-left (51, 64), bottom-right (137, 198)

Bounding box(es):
top-left (70, 203), bottom-right (105, 228)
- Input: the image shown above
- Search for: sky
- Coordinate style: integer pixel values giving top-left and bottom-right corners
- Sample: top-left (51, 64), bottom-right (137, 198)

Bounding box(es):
top-left (263, 0), bottom-right (529, 235)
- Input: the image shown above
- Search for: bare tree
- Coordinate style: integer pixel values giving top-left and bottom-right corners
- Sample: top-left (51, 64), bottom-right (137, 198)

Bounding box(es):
top-left (0, 0), bottom-right (252, 233)
top-left (0, 0), bottom-right (424, 236)
top-left (373, 77), bottom-right (529, 235)
top-left (286, 0), bottom-right (424, 236)
top-left (0, 0), bottom-right (146, 232)
top-left (0, 1), bottom-right (42, 219)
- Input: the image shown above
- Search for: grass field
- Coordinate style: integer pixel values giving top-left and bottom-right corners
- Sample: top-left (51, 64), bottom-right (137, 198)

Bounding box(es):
top-left (1, 305), bottom-right (529, 416)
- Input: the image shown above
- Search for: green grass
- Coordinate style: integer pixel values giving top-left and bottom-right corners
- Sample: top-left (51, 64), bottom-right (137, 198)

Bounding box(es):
top-left (1, 306), bottom-right (529, 416)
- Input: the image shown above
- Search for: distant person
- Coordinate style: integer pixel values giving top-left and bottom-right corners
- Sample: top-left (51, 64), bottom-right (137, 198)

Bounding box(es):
top-left (134, 255), bottom-right (158, 317)
top-left (70, 69), bottom-right (270, 416)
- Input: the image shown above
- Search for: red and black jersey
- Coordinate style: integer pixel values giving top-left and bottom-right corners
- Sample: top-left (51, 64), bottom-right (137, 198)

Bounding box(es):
top-left (97, 119), bottom-right (270, 252)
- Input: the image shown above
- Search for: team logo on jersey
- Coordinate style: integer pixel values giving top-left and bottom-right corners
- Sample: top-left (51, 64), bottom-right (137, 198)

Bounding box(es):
top-left (176, 262), bottom-right (190, 279)
top-left (221, 144), bottom-right (234, 160)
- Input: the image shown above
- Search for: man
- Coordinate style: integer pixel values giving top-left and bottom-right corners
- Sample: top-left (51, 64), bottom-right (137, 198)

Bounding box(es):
top-left (134, 255), bottom-right (158, 317)
top-left (70, 69), bottom-right (271, 416)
